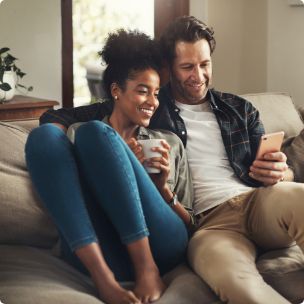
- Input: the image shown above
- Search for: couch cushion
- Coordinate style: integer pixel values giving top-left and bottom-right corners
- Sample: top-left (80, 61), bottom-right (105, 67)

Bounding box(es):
top-left (161, 264), bottom-right (222, 304)
top-left (241, 92), bottom-right (304, 138)
top-left (282, 129), bottom-right (304, 183)
top-left (0, 122), bottom-right (58, 248)
top-left (0, 245), bottom-right (103, 304)
top-left (257, 245), bottom-right (304, 303)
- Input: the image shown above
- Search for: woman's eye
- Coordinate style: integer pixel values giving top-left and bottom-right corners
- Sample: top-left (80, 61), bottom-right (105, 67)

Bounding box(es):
top-left (138, 90), bottom-right (148, 95)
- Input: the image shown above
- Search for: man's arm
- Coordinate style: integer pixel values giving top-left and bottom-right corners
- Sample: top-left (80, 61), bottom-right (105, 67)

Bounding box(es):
top-left (39, 100), bottom-right (113, 129)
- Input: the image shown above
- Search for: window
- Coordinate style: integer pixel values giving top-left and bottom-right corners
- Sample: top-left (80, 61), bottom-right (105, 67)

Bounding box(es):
top-left (72, 0), bottom-right (154, 107)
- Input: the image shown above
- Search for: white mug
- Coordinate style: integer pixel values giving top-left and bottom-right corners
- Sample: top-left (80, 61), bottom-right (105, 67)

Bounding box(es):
top-left (137, 139), bottom-right (163, 173)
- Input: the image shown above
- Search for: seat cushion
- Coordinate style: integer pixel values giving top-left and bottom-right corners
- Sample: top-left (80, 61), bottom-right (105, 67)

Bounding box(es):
top-left (0, 122), bottom-right (58, 248)
top-left (257, 245), bottom-right (304, 304)
top-left (0, 244), bottom-right (222, 304)
top-left (0, 245), bottom-right (103, 304)
top-left (161, 264), bottom-right (222, 304)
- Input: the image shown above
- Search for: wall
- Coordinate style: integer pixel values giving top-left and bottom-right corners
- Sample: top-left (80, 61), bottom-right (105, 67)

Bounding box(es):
top-left (190, 0), bottom-right (304, 107)
top-left (267, 0), bottom-right (304, 106)
top-left (0, 0), bottom-right (62, 105)
top-left (190, 0), bottom-right (267, 95)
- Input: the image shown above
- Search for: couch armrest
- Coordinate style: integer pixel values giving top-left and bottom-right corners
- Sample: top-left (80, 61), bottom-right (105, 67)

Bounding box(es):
top-left (7, 119), bottom-right (39, 132)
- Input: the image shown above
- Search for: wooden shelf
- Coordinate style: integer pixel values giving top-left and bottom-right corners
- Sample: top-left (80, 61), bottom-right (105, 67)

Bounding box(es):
top-left (0, 95), bottom-right (59, 121)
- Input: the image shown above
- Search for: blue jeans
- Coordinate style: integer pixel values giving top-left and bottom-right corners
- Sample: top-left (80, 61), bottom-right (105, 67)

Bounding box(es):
top-left (25, 121), bottom-right (188, 281)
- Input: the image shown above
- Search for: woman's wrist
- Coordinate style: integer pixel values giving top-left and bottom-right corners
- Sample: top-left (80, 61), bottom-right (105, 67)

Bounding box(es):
top-left (160, 185), bottom-right (174, 203)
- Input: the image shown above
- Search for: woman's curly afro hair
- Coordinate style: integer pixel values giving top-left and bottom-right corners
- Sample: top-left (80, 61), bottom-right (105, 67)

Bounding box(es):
top-left (99, 29), bottom-right (162, 98)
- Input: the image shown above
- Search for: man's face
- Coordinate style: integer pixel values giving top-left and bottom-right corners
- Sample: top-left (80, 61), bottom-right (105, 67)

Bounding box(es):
top-left (170, 39), bottom-right (212, 105)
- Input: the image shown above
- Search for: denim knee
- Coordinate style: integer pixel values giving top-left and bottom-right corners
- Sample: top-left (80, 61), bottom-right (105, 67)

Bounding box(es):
top-left (25, 123), bottom-right (71, 159)
top-left (75, 120), bottom-right (115, 145)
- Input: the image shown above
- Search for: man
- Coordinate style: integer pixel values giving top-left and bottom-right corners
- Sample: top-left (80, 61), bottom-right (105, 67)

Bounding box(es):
top-left (149, 16), bottom-right (303, 304)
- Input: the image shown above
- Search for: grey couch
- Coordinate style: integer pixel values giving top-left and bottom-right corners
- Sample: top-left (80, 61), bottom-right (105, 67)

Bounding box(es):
top-left (1, 92), bottom-right (304, 304)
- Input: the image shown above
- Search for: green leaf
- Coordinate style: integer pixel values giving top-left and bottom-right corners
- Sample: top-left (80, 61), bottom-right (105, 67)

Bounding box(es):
top-left (0, 70), bottom-right (4, 83)
top-left (0, 47), bottom-right (10, 55)
top-left (4, 54), bottom-right (17, 66)
top-left (0, 83), bottom-right (12, 91)
top-left (17, 71), bottom-right (26, 78)
top-left (28, 86), bottom-right (33, 91)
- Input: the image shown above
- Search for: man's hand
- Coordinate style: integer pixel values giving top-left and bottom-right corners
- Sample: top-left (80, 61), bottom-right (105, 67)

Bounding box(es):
top-left (249, 151), bottom-right (289, 186)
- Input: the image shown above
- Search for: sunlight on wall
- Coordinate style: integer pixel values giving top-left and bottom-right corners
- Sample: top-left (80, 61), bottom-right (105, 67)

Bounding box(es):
top-left (73, 0), bottom-right (154, 106)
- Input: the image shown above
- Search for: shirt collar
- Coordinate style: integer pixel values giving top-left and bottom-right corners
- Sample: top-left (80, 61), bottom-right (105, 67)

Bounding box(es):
top-left (102, 115), bottom-right (151, 140)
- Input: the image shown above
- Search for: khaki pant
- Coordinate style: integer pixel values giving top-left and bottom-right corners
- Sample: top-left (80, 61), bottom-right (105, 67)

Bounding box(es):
top-left (188, 182), bottom-right (304, 304)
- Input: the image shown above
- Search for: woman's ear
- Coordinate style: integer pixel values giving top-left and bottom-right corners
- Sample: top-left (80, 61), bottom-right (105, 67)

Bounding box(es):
top-left (110, 83), bottom-right (120, 100)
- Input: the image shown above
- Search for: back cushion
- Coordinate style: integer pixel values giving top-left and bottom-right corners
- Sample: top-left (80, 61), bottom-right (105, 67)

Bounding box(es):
top-left (241, 92), bottom-right (304, 138)
top-left (0, 122), bottom-right (58, 248)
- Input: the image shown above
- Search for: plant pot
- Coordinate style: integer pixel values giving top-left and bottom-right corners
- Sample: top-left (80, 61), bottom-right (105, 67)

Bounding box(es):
top-left (0, 71), bottom-right (16, 102)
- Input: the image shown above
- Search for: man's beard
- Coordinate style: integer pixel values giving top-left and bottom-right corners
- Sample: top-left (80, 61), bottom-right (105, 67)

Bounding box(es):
top-left (172, 76), bottom-right (210, 104)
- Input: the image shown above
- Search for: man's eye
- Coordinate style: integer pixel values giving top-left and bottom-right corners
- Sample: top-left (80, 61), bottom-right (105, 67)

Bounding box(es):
top-left (181, 66), bottom-right (192, 70)
top-left (201, 62), bottom-right (210, 68)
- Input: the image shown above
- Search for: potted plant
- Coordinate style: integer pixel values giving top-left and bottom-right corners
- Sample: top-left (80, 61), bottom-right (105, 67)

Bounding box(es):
top-left (0, 47), bottom-right (33, 102)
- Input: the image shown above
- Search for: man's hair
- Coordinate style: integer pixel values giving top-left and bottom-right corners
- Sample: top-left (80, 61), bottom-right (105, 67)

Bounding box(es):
top-left (99, 29), bottom-right (162, 98)
top-left (159, 16), bottom-right (216, 66)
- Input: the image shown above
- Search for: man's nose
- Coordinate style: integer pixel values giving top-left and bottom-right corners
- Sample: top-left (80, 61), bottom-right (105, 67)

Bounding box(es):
top-left (191, 66), bottom-right (204, 82)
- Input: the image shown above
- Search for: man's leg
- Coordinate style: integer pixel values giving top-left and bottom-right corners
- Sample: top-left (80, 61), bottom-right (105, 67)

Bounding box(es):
top-left (188, 229), bottom-right (290, 304)
top-left (248, 182), bottom-right (304, 251)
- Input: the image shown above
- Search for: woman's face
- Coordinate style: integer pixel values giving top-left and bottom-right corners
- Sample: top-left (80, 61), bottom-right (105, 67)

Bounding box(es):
top-left (113, 68), bottom-right (160, 128)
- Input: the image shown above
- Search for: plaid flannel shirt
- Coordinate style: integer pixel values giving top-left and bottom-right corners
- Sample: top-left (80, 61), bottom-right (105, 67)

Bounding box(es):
top-left (149, 84), bottom-right (265, 187)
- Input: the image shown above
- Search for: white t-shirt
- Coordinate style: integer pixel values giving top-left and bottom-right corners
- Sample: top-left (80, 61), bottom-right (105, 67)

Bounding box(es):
top-left (175, 100), bottom-right (251, 215)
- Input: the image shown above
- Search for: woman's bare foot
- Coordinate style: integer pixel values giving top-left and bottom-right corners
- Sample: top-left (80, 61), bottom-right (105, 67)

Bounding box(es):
top-left (75, 243), bottom-right (141, 304)
top-left (92, 270), bottom-right (141, 304)
top-left (133, 266), bottom-right (166, 303)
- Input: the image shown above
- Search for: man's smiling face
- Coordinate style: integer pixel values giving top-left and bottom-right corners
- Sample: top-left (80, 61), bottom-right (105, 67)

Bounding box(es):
top-left (170, 39), bottom-right (212, 105)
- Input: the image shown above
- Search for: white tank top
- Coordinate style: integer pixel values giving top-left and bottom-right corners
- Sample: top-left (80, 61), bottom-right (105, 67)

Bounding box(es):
top-left (175, 100), bottom-right (251, 215)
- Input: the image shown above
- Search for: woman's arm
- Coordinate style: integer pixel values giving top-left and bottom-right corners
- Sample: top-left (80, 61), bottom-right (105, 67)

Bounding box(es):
top-left (160, 186), bottom-right (195, 229)
top-left (128, 135), bottom-right (195, 230)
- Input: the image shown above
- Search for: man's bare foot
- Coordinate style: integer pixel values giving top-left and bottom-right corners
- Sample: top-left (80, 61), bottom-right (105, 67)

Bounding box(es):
top-left (133, 266), bottom-right (166, 303)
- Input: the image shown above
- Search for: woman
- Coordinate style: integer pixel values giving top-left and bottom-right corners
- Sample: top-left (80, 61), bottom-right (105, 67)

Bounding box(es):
top-left (25, 29), bottom-right (194, 304)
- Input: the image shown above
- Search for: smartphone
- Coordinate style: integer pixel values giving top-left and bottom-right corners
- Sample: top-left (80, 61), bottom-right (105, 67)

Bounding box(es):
top-left (255, 131), bottom-right (285, 160)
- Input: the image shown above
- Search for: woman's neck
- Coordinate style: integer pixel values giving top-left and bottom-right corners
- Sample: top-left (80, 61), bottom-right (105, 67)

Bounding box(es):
top-left (109, 112), bottom-right (139, 141)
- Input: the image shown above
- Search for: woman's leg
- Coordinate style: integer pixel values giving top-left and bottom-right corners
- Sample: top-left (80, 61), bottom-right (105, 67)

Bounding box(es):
top-left (25, 124), bottom-right (140, 304)
top-left (25, 124), bottom-right (98, 250)
top-left (74, 121), bottom-right (188, 302)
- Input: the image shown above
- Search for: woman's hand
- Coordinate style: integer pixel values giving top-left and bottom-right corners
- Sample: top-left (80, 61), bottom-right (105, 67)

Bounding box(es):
top-left (146, 140), bottom-right (171, 193)
top-left (127, 138), bottom-right (145, 164)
